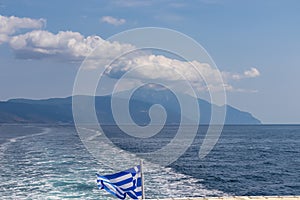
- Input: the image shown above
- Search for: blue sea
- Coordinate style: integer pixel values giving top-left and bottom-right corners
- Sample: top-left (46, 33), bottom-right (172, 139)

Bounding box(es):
top-left (0, 124), bottom-right (299, 199)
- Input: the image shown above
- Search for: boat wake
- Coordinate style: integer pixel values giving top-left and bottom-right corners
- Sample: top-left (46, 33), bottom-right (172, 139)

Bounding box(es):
top-left (0, 127), bottom-right (51, 159)
top-left (0, 125), bottom-right (227, 199)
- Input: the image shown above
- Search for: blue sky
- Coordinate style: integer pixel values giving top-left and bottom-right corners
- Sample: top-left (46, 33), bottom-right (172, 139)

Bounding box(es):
top-left (0, 0), bottom-right (299, 124)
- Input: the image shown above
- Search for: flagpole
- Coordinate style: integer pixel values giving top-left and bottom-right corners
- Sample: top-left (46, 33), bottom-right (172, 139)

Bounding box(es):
top-left (140, 159), bottom-right (145, 199)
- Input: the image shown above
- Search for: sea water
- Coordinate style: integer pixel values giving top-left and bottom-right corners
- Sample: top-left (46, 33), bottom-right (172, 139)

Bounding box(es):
top-left (0, 124), bottom-right (299, 199)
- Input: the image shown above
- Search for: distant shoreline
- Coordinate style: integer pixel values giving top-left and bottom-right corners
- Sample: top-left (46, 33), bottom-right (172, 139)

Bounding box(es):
top-left (1, 123), bottom-right (300, 126)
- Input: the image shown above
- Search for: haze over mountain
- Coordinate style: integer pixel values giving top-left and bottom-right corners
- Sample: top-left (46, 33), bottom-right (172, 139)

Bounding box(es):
top-left (0, 87), bottom-right (261, 125)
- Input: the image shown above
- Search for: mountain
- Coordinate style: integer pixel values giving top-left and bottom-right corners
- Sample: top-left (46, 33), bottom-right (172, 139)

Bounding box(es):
top-left (0, 88), bottom-right (261, 124)
top-left (113, 86), bottom-right (261, 125)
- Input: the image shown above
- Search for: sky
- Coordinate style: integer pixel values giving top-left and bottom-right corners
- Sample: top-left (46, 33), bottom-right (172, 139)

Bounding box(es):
top-left (0, 0), bottom-right (299, 124)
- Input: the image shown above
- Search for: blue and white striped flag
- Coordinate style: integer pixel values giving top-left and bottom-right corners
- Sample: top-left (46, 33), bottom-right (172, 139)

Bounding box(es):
top-left (96, 165), bottom-right (142, 199)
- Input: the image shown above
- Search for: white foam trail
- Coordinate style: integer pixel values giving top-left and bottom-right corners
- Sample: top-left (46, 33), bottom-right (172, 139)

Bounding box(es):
top-left (77, 127), bottom-right (227, 198)
top-left (90, 138), bottom-right (227, 198)
top-left (140, 161), bottom-right (226, 198)
top-left (9, 138), bottom-right (17, 143)
top-left (77, 127), bottom-right (102, 141)
top-left (0, 126), bottom-right (227, 199)
top-left (0, 127), bottom-right (51, 158)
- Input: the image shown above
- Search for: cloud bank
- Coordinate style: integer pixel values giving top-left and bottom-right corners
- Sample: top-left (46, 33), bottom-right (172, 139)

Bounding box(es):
top-left (106, 55), bottom-right (219, 82)
top-left (103, 54), bottom-right (227, 92)
top-left (103, 54), bottom-right (260, 92)
top-left (0, 15), bottom-right (260, 93)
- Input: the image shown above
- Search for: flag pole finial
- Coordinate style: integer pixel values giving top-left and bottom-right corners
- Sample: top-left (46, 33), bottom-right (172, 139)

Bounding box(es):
top-left (140, 159), bottom-right (145, 199)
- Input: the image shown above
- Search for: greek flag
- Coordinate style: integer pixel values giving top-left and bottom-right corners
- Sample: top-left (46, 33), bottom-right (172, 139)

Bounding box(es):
top-left (96, 165), bottom-right (142, 199)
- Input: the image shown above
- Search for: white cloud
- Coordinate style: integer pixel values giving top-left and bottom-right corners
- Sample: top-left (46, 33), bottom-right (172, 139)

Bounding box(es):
top-left (9, 30), bottom-right (134, 61)
top-left (106, 55), bottom-right (214, 81)
top-left (7, 28), bottom-right (259, 92)
top-left (244, 67), bottom-right (260, 78)
top-left (0, 15), bottom-right (45, 44)
top-left (0, 34), bottom-right (8, 44)
top-left (101, 16), bottom-right (126, 26)
top-left (6, 28), bottom-right (221, 92)
top-left (99, 54), bottom-right (262, 93)
top-left (0, 15), bottom-right (259, 93)
top-left (103, 54), bottom-right (226, 92)
top-left (223, 67), bottom-right (260, 80)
